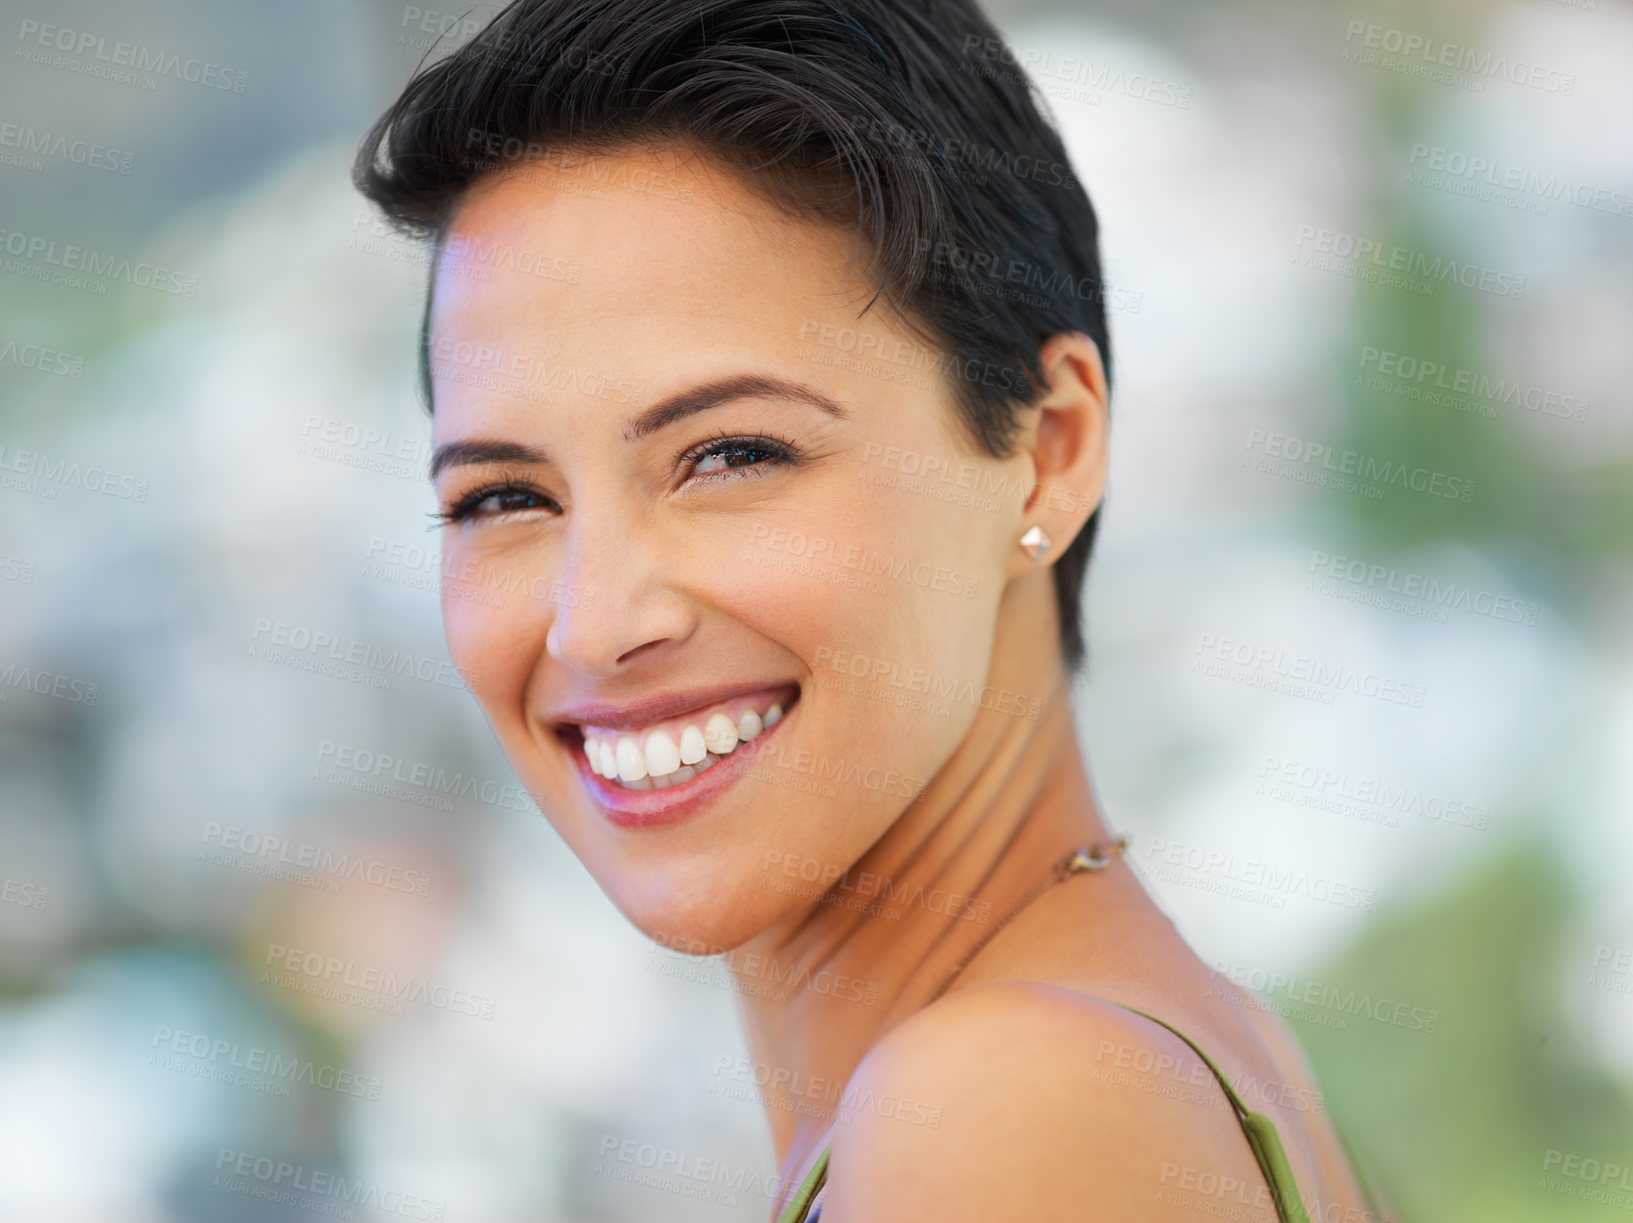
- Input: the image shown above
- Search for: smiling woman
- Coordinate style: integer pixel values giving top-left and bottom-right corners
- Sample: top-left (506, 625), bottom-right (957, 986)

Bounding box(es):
top-left (353, 2), bottom-right (1381, 1221)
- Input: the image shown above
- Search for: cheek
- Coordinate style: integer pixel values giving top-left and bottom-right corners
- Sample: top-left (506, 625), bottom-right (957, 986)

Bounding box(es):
top-left (826, 467), bottom-right (1006, 663)
top-left (804, 585), bottom-right (998, 787)
top-left (714, 470), bottom-right (1006, 795)
top-left (440, 559), bottom-right (548, 730)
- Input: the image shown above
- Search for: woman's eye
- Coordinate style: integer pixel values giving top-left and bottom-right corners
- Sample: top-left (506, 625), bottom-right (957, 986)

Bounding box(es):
top-left (689, 437), bottom-right (796, 480)
top-left (439, 483), bottom-right (555, 525)
top-left (476, 488), bottom-right (547, 514)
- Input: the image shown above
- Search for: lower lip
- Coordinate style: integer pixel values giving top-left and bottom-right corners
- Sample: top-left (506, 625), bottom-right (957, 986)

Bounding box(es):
top-left (570, 701), bottom-right (798, 829)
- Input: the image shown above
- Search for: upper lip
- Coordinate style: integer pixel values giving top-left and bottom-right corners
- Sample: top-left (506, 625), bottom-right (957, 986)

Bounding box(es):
top-left (546, 680), bottom-right (800, 733)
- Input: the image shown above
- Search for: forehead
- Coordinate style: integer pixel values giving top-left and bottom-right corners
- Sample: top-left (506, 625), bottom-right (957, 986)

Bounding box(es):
top-left (429, 145), bottom-right (873, 381)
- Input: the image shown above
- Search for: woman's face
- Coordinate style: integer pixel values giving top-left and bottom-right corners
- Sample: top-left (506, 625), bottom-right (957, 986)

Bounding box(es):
top-left (429, 144), bottom-right (1038, 949)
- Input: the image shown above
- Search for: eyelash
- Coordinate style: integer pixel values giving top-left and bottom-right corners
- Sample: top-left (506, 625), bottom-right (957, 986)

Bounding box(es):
top-left (432, 431), bottom-right (801, 526)
top-left (431, 476), bottom-right (556, 527)
top-left (675, 429), bottom-right (801, 483)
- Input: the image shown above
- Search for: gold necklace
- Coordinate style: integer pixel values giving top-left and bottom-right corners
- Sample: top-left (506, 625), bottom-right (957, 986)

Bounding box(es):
top-left (927, 835), bottom-right (1129, 1004)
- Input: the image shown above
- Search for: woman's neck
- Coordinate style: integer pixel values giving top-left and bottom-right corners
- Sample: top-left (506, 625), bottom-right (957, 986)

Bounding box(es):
top-left (731, 578), bottom-right (1117, 1168)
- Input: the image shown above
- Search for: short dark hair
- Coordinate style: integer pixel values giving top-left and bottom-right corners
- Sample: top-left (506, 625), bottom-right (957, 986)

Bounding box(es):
top-left (355, 0), bottom-right (1113, 675)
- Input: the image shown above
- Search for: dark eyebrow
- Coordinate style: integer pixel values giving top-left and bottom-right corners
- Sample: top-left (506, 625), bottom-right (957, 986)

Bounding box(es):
top-left (428, 373), bottom-right (848, 480)
top-left (622, 373), bottom-right (849, 443)
top-left (428, 438), bottom-right (549, 481)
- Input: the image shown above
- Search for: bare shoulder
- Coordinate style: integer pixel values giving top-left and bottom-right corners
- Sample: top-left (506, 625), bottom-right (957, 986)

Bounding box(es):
top-left (820, 980), bottom-right (1275, 1223)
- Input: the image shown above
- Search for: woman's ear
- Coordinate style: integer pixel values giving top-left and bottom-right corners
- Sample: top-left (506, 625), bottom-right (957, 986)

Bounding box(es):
top-left (1007, 331), bottom-right (1110, 575)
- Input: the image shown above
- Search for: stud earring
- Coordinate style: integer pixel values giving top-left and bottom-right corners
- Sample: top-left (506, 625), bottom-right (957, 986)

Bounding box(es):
top-left (1019, 525), bottom-right (1051, 561)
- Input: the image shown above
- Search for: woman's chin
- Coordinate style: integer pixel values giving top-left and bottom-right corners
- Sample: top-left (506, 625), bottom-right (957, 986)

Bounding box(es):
top-left (612, 885), bottom-right (787, 959)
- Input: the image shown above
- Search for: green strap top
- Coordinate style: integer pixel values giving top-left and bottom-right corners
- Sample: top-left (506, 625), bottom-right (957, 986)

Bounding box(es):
top-left (1116, 1003), bottom-right (1313, 1223)
top-left (771, 1000), bottom-right (1318, 1223)
top-left (775, 1143), bottom-right (831, 1223)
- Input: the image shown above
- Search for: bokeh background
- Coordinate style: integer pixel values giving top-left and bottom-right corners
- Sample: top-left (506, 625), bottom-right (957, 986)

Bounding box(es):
top-left (3, 0), bottom-right (1631, 1219)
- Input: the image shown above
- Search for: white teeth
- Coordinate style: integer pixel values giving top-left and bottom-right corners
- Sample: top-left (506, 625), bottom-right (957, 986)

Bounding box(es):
top-left (615, 736), bottom-right (648, 783)
top-left (704, 712), bottom-right (739, 755)
top-left (583, 697), bottom-right (790, 789)
top-left (679, 724), bottom-right (707, 766)
top-left (644, 729), bottom-right (681, 777)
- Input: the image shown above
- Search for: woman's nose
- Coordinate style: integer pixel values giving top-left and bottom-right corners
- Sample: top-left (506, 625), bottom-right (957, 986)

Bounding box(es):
top-left (543, 514), bottom-right (697, 676)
